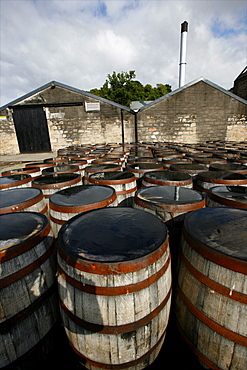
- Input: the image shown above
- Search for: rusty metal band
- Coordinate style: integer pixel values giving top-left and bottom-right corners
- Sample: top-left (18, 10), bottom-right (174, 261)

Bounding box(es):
top-left (3, 168), bottom-right (40, 176)
top-left (143, 177), bottom-right (192, 187)
top-left (0, 282), bottom-right (57, 334)
top-left (57, 236), bottom-right (169, 275)
top-left (50, 214), bottom-right (67, 225)
top-left (49, 192), bottom-right (117, 213)
top-left (89, 177), bottom-right (136, 185)
top-left (67, 328), bottom-right (166, 369)
top-left (0, 222), bottom-right (51, 261)
top-left (197, 175), bottom-right (247, 185)
top-left (208, 191), bottom-right (247, 209)
top-left (116, 186), bottom-right (137, 195)
top-left (0, 178), bottom-right (31, 190)
top-left (57, 253), bottom-right (171, 296)
top-left (60, 286), bottom-right (171, 335)
top-left (176, 319), bottom-right (222, 370)
top-left (0, 192), bottom-right (44, 214)
top-left (182, 227), bottom-right (247, 274)
top-left (179, 249), bottom-right (247, 304)
top-left (40, 204), bottom-right (49, 214)
top-left (134, 195), bottom-right (206, 213)
top-left (176, 283), bottom-right (247, 347)
top-left (32, 175), bottom-right (81, 189)
top-left (0, 239), bottom-right (56, 289)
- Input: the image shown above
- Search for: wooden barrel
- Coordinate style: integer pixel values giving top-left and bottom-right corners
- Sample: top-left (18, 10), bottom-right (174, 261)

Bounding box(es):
top-left (207, 185), bottom-right (247, 209)
top-left (0, 212), bottom-right (58, 368)
top-left (32, 173), bottom-right (82, 205)
top-left (88, 171), bottom-right (137, 205)
top-left (175, 207), bottom-right (247, 370)
top-left (42, 164), bottom-right (80, 176)
top-left (0, 187), bottom-right (48, 216)
top-left (57, 207), bottom-right (171, 369)
top-left (193, 157), bottom-right (227, 167)
top-left (142, 170), bottom-right (193, 188)
top-left (49, 185), bottom-right (118, 237)
top-left (1, 166), bottom-right (42, 178)
top-left (162, 157), bottom-right (193, 170)
top-left (25, 162), bottom-right (54, 170)
top-left (0, 174), bottom-right (32, 191)
top-left (84, 164), bottom-right (122, 184)
top-left (209, 163), bottom-right (247, 174)
top-left (125, 162), bottom-right (164, 179)
top-left (170, 163), bottom-right (208, 178)
top-left (195, 171), bottom-right (247, 193)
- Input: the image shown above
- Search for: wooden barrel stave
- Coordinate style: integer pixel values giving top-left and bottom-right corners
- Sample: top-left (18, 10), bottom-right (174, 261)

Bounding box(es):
top-left (175, 208), bottom-right (247, 370)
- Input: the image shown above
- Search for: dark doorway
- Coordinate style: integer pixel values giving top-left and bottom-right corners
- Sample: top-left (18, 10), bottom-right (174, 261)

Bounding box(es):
top-left (13, 106), bottom-right (51, 153)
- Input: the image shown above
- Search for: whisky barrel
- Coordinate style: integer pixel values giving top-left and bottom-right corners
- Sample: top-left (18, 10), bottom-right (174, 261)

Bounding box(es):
top-left (0, 174), bottom-right (32, 191)
top-left (207, 185), bottom-right (247, 209)
top-left (195, 171), bottom-right (247, 193)
top-left (142, 170), bottom-right (193, 188)
top-left (1, 166), bottom-right (42, 178)
top-left (175, 207), bottom-right (247, 370)
top-left (209, 163), bottom-right (247, 174)
top-left (84, 164), bottom-right (122, 184)
top-left (25, 162), bottom-right (54, 170)
top-left (49, 185), bottom-right (118, 237)
top-left (0, 212), bottom-right (58, 368)
top-left (162, 157), bottom-right (193, 170)
top-left (88, 171), bottom-right (137, 205)
top-left (42, 164), bottom-right (80, 176)
top-left (32, 173), bottom-right (82, 205)
top-left (125, 162), bottom-right (164, 179)
top-left (170, 163), bottom-right (208, 178)
top-left (57, 207), bottom-right (171, 369)
top-left (0, 187), bottom-right (48, 216)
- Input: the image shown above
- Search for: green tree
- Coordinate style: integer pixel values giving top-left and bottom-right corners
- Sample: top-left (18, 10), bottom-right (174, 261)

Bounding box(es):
top-left (88, 71), bottom-right (172, 107)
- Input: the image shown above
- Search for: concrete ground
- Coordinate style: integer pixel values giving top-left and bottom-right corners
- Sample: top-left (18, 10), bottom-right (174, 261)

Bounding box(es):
top-left (0, 152), bottom-right (56, 172)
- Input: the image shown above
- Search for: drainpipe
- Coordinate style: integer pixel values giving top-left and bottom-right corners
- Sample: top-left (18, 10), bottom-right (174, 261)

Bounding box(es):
top-left (121, 109), bottom-right (125, 145)
top-left (134, 112), bottom-right (138, 144)
top-left (179, 21), bottom-right (188, 88)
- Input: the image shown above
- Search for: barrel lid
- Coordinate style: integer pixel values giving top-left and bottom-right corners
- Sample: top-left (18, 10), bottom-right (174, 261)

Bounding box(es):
top-left (32, 173), bottom-right (80, 185)
top-left (0, 212), bottom-right (48, 252)
top-left (58, 207), bottom-right (167, 263)
top-left (0, 187), bottom-right (42, 208)
top-left (90, 171), bottom-right (134, 181)
top-left (127, 163), bottom-right (163, 170)
top-left (50, 185), bottom-right (115, 207)
top-left (0, 174), bottom-right (31, 184)
top-left (209, 186), bottom-right (247, 207)
top-left (136, 186), bottom-right (203, 206)
top-left (197, 171), bottom-right (247, 180)
top-left (144, 170), bottom-right (191, 182)
top-left (44, 164), bottom-right (79, 173)
top-left (183, 207), bottom-right (247, 264)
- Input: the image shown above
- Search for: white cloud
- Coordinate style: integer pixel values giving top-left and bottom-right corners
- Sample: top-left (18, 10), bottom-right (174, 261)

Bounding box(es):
top-left (0, 0), bottom-right (246, 107)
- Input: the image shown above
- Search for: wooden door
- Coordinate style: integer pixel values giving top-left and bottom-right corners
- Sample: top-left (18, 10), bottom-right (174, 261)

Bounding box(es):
top-left (13, 106), bottom-right (51, 153)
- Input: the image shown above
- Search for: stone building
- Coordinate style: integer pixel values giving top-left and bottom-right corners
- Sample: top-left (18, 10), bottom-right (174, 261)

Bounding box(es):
top-left (230, 66), bottom-right (247, 101)
top-left (0, 76), bottom-right (246, 155)
top-left (0, 81), bottom-right (135, 155)
top-left (136, 77), bottom-right (247, 143)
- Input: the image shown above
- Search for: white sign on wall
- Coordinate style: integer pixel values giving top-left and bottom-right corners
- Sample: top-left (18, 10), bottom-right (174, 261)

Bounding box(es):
top-left (85, 102), bottom-right (100, 112)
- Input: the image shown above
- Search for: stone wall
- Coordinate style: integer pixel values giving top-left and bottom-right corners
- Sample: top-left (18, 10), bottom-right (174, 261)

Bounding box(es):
top-left (137, 80), bottom-right (247, 143)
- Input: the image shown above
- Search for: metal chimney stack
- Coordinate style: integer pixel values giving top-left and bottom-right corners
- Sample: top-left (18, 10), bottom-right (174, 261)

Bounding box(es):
top-left (179, 21), bottom-right (188, 87)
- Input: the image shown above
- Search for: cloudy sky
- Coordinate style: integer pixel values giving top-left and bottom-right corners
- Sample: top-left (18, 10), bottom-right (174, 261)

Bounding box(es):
top-left (1, 0), bottom-right (246, 107)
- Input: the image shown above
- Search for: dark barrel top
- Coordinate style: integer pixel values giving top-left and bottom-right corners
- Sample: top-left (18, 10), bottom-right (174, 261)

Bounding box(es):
top-left (135, 186), bottom-right (203, 206)
top-left (0, 188), bottom-right (42, 208)
top-left (0, 212), bottom-right (48, 252)
top-left (209, 186), bottom-right (247, 207)
top-left (144, 170), bottom-right (192, 183)
top-left (183, 207), bottom-right (247, 263)
top-left (89, 171), bottom-right (135, 182)
top-left (49, 185), bottom-right (115, 207)
top-left (0, 174), bottom-right (31, 185)
top-left (32, 173), bottom-right (80, 186)
top-left (58, 207), bottom-right (168, 263)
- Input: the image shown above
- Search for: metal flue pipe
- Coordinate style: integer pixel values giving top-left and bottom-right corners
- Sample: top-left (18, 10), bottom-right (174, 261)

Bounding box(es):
top-left (179, 21), bottom-right (188, 87)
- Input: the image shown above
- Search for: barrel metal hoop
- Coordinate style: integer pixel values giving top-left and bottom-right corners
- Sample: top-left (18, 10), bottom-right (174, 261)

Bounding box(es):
top-left (208, 191), bottom-right (247, 209)
top-left (49, 192), bottom-right (117, 213)
top-left (32, 175), bottom-right (81, 189)
top-left (182, 227), bottom-right (247, 274)
top-left (57, 236), bottom-right (169, 275)
top-left (0, 222), bottom-right (51, 261)
top-left (176, 283), bottom-right (247, 347)
top-left (179, 249), bottom-right (247, 304)
top-left (0, 239), bottom-right (56, 288)
top-left (89, 177), bottom-right (136, 185)
top-left (67, 327), bottom-right (166, 369)
top-left (0, 192), bottom-right (44, 214)
top-left (57, 253), bottom-right (171, 296)
top-left (59, 286), bottom-right (172, 335)
top-left (116, 186), bottom-right (137, 195)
